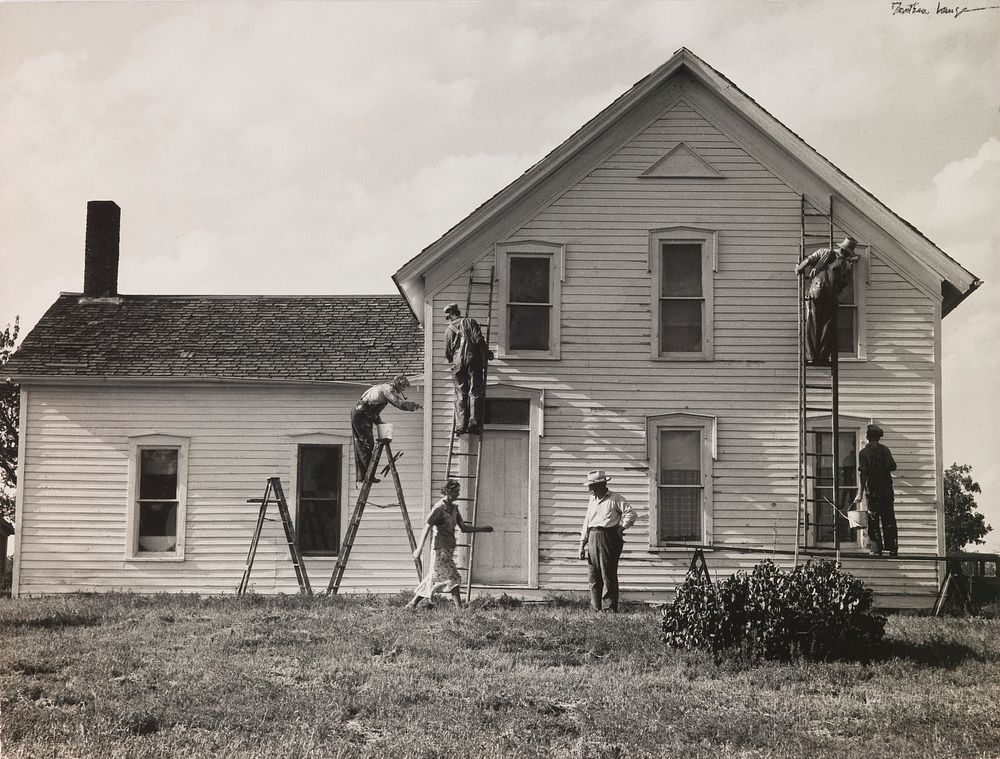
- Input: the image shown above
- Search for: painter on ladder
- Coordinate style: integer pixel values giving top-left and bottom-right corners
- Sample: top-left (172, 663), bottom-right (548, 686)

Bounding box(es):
top-left (579, 470), bottom-right (636, 613)
top-left (443, 302), bottom-right (493, 435)
top-left (794, 236), bottom-right (859, 366)
top-left (350, 375), bottom-right (420, 483)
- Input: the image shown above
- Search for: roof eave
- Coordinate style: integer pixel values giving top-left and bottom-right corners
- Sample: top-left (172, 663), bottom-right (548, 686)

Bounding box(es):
top-left (942, 277), bottom-right (983, 318)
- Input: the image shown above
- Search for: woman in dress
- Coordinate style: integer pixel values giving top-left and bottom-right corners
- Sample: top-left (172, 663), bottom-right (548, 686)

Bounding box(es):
top-left (406, 479), bottom-right (493, 609)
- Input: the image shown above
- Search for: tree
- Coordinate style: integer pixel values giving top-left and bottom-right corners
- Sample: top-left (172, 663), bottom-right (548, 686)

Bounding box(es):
top-left (944, 462), bottom-right (991, 553)
top-left (1, 317), bottom-right (19, 523)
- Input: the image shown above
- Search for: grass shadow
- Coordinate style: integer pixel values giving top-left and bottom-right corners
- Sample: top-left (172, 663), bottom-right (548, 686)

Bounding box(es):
top-left (863, 635), bottom-right (986, 668)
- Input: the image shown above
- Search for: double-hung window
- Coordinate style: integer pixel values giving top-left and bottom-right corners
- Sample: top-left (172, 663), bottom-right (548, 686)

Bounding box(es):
top-left (497, 241), bottom-right (563, 359)
top-left (647, 413), bottom-right (716, 546)
top-left (649, 228), bottom-right (715, 360)
top-left (126, 435), bottom-right (189, 560)
top-left (806, 416), bottom-right (867, 548)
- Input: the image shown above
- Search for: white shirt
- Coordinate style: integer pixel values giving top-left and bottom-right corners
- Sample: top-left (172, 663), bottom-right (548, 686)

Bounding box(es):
top-left (580, 490), bottom-right (636, 542)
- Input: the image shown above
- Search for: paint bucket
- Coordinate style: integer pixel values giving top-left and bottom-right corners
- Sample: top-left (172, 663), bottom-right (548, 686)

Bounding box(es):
top-left (847, 509), bottom-right (868, 529)
top-left (375, 423), bottom-right (393, 441)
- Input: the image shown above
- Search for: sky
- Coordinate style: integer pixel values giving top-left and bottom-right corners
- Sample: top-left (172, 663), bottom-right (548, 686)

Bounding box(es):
top-left (1, 0), bottom-right (998, 549)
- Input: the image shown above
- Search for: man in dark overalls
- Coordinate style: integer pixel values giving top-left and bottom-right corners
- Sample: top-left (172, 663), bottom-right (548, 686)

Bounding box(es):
top-left (443, 303), bottom-right (492, 435)
top-left (854, 424), bottom-right (898, 557)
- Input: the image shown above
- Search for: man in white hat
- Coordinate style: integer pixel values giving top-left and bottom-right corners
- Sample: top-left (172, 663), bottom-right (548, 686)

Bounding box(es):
top-left (578, 470), bottom-right (636, 612)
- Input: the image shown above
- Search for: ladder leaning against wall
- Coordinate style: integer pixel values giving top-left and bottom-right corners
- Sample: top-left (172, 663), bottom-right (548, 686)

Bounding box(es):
top-left (795, 194), bottom-right (845, 564)
top-left (441, 263), bottom-right (496, 603)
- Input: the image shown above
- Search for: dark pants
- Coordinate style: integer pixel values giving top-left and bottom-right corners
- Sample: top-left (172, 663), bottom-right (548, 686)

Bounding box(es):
top-left (804, 295), bottom-right (836, 367)
top-left (587, 527), bottom-right (623, 612)
top-left (350, 403), bottom-right (382, 483)
top-left (867, 491), bottom-right (898, 555)
top-left (452, 362), bottom-right (485, 432)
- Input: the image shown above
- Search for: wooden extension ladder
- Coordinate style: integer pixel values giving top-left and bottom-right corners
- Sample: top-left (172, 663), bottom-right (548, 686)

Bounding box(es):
top-left (327, 437), bottom-right (422, 595)
top-left (795, 194), bottom-right (845, 565)
top-left (444, 264), bottom-right (496, 603)
top-left (237, 476), bottom-right (312, 596)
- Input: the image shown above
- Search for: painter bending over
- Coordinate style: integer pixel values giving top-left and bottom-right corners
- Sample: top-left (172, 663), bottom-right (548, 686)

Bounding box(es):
top-left (350, 375), bottom-right (420, 483)
top-left (794, 236), bottom-right (859, 366)
top-left (406, 479), bottom-right (493, 610)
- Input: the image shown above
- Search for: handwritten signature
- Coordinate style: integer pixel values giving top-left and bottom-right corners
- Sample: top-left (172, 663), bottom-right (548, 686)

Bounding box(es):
top-left (891, 1), bottom-right (1000, 16)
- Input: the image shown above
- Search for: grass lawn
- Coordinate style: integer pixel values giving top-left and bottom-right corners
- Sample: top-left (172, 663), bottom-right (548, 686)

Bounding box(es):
top-left (2, 593), bottom-right (999, 759)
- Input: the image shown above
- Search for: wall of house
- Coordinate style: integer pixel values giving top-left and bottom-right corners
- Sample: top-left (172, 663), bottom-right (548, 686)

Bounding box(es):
top-left (426, 88), bottom-right (942, 608)
top-left (15, 383), bottom-right (425, 596)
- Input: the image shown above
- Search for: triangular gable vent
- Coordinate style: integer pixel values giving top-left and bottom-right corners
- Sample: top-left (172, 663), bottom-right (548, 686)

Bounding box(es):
top-left (641, 142), bottom-right (722, 179)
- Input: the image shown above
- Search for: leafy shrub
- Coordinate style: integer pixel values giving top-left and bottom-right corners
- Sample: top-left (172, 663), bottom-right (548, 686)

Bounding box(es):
top-left (661, 559), bottom-right (886, 660)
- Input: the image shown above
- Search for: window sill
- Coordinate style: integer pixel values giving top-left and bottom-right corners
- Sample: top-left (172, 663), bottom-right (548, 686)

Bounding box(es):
top-left (651, 354), bottom-right (714, 362)
top-left (126, 554), bottom-right (185, 562)
top-left (646, 545), bottom-right (713, 553)
top-left (498, 352), bottom-right (560, 361)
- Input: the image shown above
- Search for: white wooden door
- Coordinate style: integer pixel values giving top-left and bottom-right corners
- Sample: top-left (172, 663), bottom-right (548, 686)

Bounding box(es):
top-left (471, 429), bottom-right (529, 585)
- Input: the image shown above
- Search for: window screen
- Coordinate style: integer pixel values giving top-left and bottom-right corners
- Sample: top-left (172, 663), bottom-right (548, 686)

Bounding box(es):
top-left (508, 256), bottom-right (551, 351)
top-left (658, 429), bottom-right (702, 541)
top-left (660, 244), bottom-right (703, 353)
top-left (297, 445), bottom-right (342, 556)
top-left (137, 448), bottom-right (179, 553)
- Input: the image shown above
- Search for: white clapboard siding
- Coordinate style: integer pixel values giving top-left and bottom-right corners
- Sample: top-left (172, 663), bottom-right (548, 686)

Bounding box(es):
top-left (424, 91), bottom-right (942, 609)
top-left (17, 385), bottom-right (425, 596)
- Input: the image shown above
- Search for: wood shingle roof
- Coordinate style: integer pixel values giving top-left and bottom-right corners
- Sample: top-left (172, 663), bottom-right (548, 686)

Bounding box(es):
top-left (6, 293), bottom-right (423, 383)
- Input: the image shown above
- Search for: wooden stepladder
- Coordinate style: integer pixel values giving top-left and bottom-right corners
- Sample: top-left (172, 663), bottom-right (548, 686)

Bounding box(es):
top-left (688, 548), bottom-right (712, 584)
top-left (445, 264), bottom-right (496, 603)
top-left (796, 194), bottom-right (845, 564)
top-left (237, 477), bottom-right (312, 596)
top-left (327, 437), bottom-right (422, 595)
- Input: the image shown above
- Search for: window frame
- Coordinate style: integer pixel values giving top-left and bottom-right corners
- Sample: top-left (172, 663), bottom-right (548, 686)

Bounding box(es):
top-left (805, 415), bottom-right (869, 549)
top-left (125, 434), bottom-right (190, 562)
top-left (837, 245), bottom-right (869, 361)
top-left (496, 240), bottom-right (564, 360)
top-left (648, 227), bottom-right (716, 361)
top-left (284, 432), bottom-right (351, 558)
top-left (646, 412), bottom-right (716, 548)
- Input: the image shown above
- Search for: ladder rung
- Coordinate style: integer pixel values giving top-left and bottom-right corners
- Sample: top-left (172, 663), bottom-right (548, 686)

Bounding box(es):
top-left (804, 452), bottom-right (834, 458)
top-left (445, 474), bottom-right (478, 479)
top-left (469, 279), bottom-right (493, 285)
top-left (449, 452), bottom-right (480, 457)
top-left (805, 406), bottom-right (833, 412)
top-left (803, 211), bottom-right (832, 217)
top-left (805, 384), bottom-right (832, 390)
top-left (467, 301), bottom-right (491, 306)
top-left (455, 542), bottom-right (471, 548)
top-left (805, 475), bottom-right (834, 481)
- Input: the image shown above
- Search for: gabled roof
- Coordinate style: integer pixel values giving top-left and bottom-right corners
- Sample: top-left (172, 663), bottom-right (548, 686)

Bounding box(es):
top-left (393, 47), bottom-right (980, 320)
top-left (6, 294), bottom-right (423, 384)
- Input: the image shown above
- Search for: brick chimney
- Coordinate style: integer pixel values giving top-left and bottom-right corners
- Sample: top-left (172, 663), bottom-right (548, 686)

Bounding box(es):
top-left (83, 201), bottom-right (121, 298)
